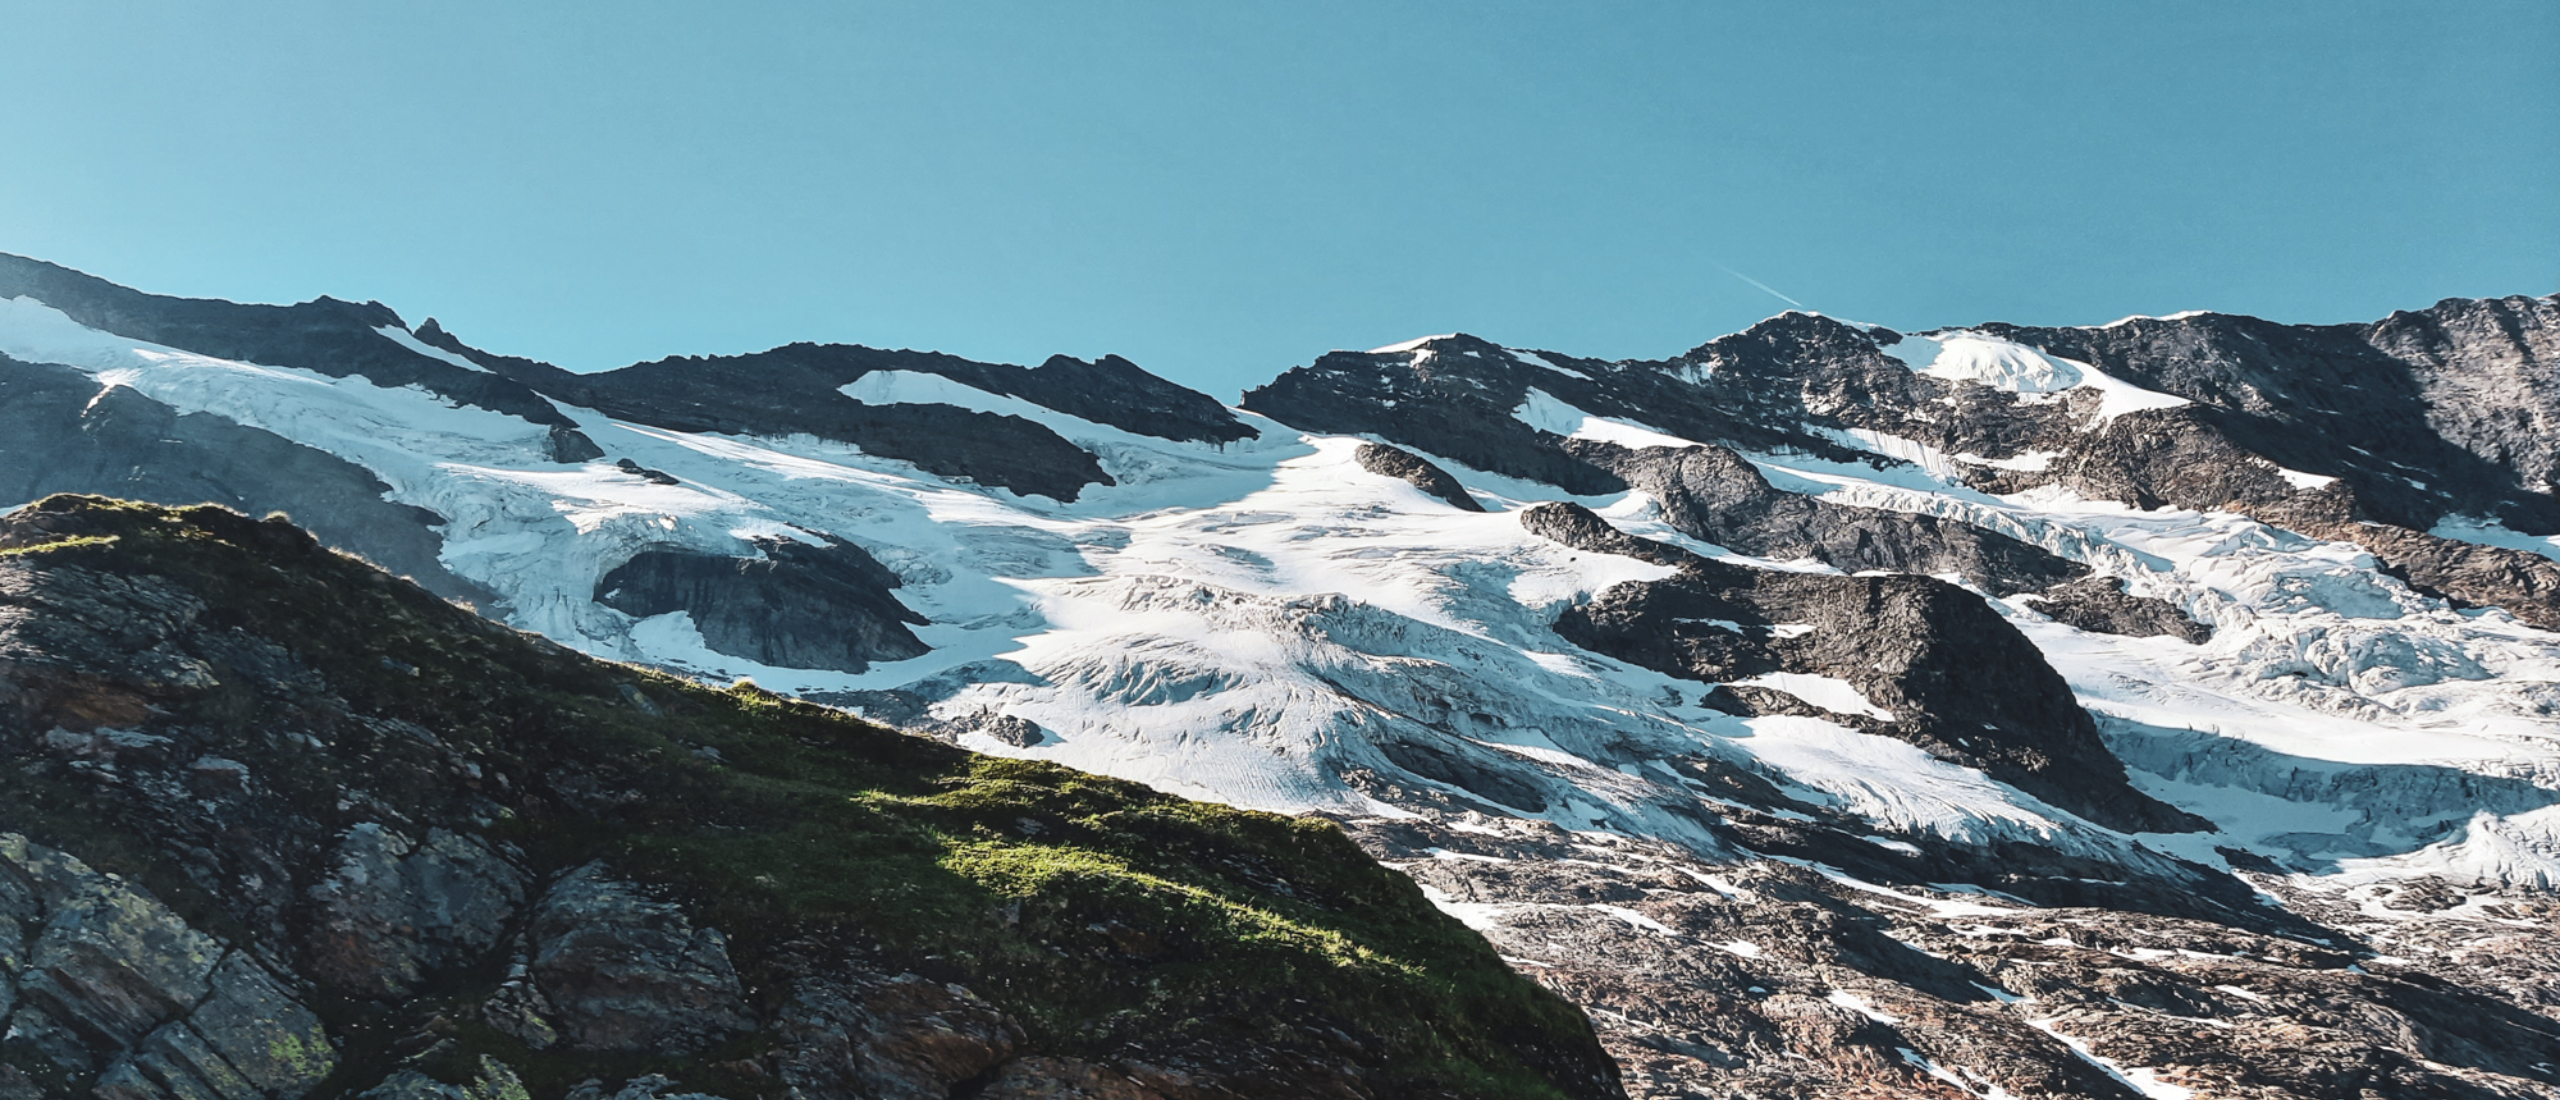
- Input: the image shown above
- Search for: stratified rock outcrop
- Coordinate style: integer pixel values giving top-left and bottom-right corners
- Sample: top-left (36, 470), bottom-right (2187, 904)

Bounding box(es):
top-left (0, 834), bottom-right (337, 1100)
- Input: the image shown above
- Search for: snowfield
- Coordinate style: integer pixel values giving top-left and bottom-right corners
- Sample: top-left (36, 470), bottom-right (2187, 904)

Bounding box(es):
top-left (7, 298), bottom-right (2559, 905)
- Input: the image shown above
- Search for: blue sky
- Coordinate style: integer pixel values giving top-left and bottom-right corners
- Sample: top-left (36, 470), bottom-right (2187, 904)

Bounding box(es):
top-left (2, 2), bottom-right (2553, 398)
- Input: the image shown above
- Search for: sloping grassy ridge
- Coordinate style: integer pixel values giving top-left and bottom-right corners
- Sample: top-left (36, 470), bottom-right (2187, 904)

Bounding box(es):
top-left (0, 496), bottom-right (1612, 1099)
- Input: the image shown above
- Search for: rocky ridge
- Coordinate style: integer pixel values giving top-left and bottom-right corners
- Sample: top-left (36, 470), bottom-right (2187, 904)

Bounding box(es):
top-left (0, 496), bottom-right (1619, 1100)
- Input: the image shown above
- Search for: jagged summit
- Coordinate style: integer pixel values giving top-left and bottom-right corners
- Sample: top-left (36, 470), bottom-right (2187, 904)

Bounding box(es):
top-left (4, 255), bottom-right (2559, 1098)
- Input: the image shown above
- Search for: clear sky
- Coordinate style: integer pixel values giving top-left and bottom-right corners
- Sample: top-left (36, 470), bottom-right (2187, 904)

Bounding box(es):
top-left (3, 2), bottom-right (2554, 399)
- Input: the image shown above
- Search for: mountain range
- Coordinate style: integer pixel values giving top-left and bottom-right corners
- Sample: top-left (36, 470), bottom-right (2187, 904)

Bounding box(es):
top-left (2, 252), bottom-right (2556, 1099)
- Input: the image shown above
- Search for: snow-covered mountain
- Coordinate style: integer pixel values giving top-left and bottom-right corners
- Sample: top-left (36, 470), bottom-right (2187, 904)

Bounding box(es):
top-left (4, 251), bottom-right (2557, 1098)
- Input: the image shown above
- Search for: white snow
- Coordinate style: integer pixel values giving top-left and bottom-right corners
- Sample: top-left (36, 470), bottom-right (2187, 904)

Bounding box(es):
top-left (2029, 1020), bottom-right (2194, 1100)
top-left (1826, 990), bottom-right (1899, 1024)
top-left (1962, 449), bottom-right (2060, 473)
top-left (1886, 330), bottom-right (2191, 425)
top-left (6, 295), bottom-right (2557, 924)
top-left (2268, 464), bottom-right (2338, 491)
top-left (373, 325), bottom-right (489, 372)
top-left (1368, 334), bottom-right (1457, 354)
top-left (1416, 882), bottom-right (1518, 933)
top-left (1512, 389), bottom-right (1699, 450)
top-left (1506, 348), bottom-right (1591, 380)
top-left (1731, 672), bottom-right (1894, 721)
top-left (1589, 904), bottom-right (1676, 935)
top-left (2431, 515), bottom-right (2560, 565)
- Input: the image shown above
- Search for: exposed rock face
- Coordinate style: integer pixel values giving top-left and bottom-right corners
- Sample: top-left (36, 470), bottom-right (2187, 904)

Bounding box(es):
top-left (2324, 519), bottom-right (2560, 632)
top-left (544, 424), bottom-right (608, 464)
top-left (0, 253), bottom-right (571, 429)
top-left (1350, 816), bottom-right (2560, 1100)
top-left (1577, 440), bottom-right (2085, 595)
top-left (305, 824), bottom-right (525, 996)
top-left (1989, 298), bottom-right (2560, 534)
top-left (0, 354), bottom-right (491, 605)
top-left (1248, 301), bottom-right (2560, 631)
top-left (2019, 575), bottom-right (2212, 642)
top-left (0, 834), bottom-right (336, 1100)
top-left (1353, 443), bottom-right (1485, 512)
top-left (768, 949), bottom-right (1023, 1100)
top-left (523, 864), bottom-right (754, 1054)
top-left (1247, 330), bottom-right (2087, 595)
top-left (563, 357), bottom-right (1115, 500)
top-left (438, 335), bottom-right (1258, 502)
top-left (1528, 502), bottom-right (2205, 835)
top-left (595, 533), bottom-right (930, 673)
top-left (1245, 335), bottom-right (1632, 495)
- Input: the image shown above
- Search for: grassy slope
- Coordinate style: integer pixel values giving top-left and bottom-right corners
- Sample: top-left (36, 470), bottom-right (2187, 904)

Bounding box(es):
top-left (0, 496), bottom-right (1606, 1099)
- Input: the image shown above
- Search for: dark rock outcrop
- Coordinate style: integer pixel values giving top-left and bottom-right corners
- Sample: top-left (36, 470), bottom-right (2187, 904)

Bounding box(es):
top-left (1246, 336), bottom-right (1629, 496)
top-left (425, 331), bottom-right (1254, 501)
top-left (1526, 502), bottom-right (2206, 835)
top-left (1247, 327), bottom-right (2086, 594)
top-left (2321, 519), bottom-right (2560, 632)
top-left (1353, 444), bottom-right (1484, 511)
top-left (541, 346), bottom-right (1117, 500)
top-left (523, 864), bottom-right (754, 1054)
top-left (1578, 440), bottom-right (2085, 595)
top-left (595, 533), bottom-right (930, 673)
top-left (305, 823), bottom-right (526, 996)
top-left (2022, 576), bottom-right (2212, 642)
top-left (769, 949), bottom-right (1023, 1100)
top-left (1249, 302), bottom-right (2560, 631)
top-left (546, 425), bottom-right (607, 464)
top-left (0, 834), bottom-right (337, 1100)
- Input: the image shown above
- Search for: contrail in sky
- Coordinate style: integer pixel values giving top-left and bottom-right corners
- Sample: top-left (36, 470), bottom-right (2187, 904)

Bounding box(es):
top-left (1711, 263), bottom-right (1807, 310)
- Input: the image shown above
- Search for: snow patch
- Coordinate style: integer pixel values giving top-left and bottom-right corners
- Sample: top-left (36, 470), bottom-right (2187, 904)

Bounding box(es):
top-left (1826, 990), bottom-right (1899, 1024)
top-left (1369, 334), bottom-right (1456, 354)
top-left (1512, 389), bottom-right (1699, 450)
top-left (2431, 516), bottom-right (2560, 565)
top-left (374, 325), bottom-right (489, 373)
top-left (1733, 672), bottom-right (1893, 721)
top-left (1886, 330), bottom-right (2190, 425)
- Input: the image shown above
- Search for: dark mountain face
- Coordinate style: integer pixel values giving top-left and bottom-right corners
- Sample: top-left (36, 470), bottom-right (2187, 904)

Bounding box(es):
top-left (1247, 299), bottom-right (2560, 631)
top-left (413, 325), bottom-right (1252, 503)
top-left (1983, 298), bottom-right (2560, 535)
top-left (0, 254), bottom-right (574, 430)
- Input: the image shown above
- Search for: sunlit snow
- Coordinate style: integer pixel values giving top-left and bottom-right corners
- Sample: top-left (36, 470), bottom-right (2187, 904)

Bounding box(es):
top-left (5, 300), bottom-right (2557, 896)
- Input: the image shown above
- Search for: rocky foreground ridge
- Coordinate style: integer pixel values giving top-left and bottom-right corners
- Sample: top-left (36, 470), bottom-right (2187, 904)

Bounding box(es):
top-left (0, 496), bottom-right (1619, 1100)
